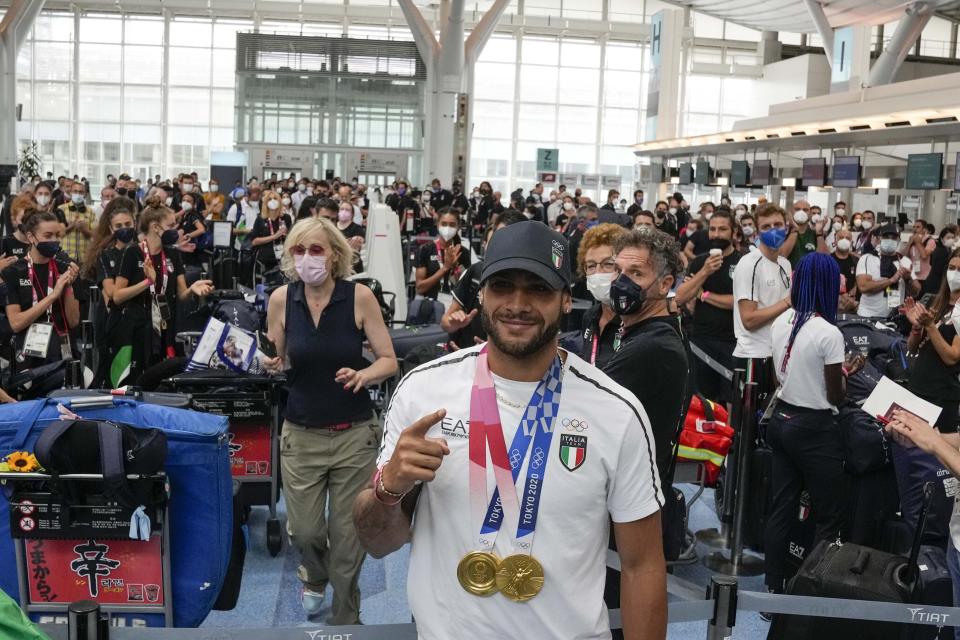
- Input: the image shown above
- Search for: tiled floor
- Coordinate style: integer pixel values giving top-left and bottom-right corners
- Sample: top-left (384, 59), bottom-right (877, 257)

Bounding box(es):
top-left (200, 484), bottom-right (771, 638)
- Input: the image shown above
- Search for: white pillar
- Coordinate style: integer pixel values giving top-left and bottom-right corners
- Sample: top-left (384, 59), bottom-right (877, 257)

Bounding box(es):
top-left (399, 0), bottom-right (509, 186)
top-left (866, 2), bottom-right (934, 87)
top-left (644, 9), bottom-right (685, 141)
top-left (0, 0), bottom-right (46, 168)
top-left (800, 0), bottom-right (834, 68)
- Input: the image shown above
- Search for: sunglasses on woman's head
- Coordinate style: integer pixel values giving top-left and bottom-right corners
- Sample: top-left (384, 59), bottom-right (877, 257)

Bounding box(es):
top-left (291, 244), bottom-right (324, 256)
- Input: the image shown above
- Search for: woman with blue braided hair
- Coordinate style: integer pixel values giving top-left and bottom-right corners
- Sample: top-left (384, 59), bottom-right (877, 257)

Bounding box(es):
top-left (763, 252), bottom-right (862, 596)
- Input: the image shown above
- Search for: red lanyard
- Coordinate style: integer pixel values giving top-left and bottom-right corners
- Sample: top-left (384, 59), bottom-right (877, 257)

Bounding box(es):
top-left (27, 256), bottom-right (66, 335)
top-left (140, 242), bottom-right (168, 296)
top-left (589, 334), bottom-right (599, 365)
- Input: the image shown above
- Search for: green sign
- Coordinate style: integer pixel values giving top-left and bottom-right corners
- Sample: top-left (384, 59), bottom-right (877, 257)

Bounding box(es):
top-left (537, 148), bottom-right (559, 172)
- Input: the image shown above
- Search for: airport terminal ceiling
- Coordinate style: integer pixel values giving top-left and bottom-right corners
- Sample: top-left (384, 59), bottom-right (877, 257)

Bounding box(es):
top-left (659, 0), bottom-right (960, 34)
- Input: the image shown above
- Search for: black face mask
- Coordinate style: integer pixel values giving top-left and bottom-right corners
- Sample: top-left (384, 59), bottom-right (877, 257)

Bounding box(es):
top-left (160, 229), bottom-right (180, 246)
top-left (709, 238), bottom-right (731, 251)
top-left (36, 241), bottom-right (61, 258)
top-left (116, 187), bottom-right (128, 196)
top-left (610, 274), bottom-right (650, 316)
top-left (114, 227), bottom-right (137, 244)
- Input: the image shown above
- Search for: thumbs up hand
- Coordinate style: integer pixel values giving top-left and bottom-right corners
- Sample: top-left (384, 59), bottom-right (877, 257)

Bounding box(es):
top-left (381, 409), bottom-right (450, 496)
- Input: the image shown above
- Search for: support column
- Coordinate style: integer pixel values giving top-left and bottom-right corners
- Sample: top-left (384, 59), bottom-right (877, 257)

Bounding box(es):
top-left (399, 0), bottom-right (509, 185)
top-left (644, 9), bottom-right (684, 141)
top-left (866, 2), bottom-right (934, 87)
top-left (922, 189), bottom-right (949, 231)
top-left (759, 31), bottom-right (781, 65)
top-left (949, 21), bottom-right (957, 59)
top-left (800, 0), bottom-right (834, 68)
top-left (0, 0), bottom-right (47, 169)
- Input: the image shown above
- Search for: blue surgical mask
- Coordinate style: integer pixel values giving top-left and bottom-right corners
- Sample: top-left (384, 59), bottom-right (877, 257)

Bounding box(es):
top-left (760, 227), bottom-right (787, 250)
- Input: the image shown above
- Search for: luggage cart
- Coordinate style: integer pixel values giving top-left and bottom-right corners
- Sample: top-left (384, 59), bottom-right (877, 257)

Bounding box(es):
top-left (4, 471), bottom-right (173, 628)
top-left (163, 371), bottom-right (284, 556)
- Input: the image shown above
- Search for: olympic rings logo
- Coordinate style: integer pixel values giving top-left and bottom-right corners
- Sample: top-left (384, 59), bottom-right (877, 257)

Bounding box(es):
top-left (510, 449), bottom-right (522, 468)
top-left (532, 448), bottom-right (545, 466)
top-left (562, 418), bottom-right (588, 432)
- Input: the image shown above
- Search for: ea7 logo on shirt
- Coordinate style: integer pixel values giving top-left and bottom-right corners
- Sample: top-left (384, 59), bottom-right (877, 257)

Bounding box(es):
top-left (559, 434), bottom-right (587, 471)
top-left (440, 416), bottom-right (469, 439)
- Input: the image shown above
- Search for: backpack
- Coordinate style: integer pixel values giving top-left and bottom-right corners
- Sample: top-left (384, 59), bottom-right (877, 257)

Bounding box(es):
top-left (34, 419), bottom-right (167, 510)
top-left (676, 394), bottom-right (734, 487)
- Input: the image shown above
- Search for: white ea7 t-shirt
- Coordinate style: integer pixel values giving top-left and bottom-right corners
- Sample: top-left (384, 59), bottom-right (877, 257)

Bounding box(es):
top-left (732, 250), bottom-right (793, 358)
top-left (377, 346), bottom-right (664, 640)
top-left (771, 312), bottom-right (846, 410)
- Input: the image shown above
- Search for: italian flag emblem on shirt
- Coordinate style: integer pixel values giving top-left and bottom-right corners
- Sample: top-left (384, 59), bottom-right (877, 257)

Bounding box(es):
top-left (559, 434), bottom-right (587, 471)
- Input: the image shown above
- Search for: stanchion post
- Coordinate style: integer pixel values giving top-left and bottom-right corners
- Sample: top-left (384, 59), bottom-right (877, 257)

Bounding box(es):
top-left (721, 368), bottom-right (745, 523)
top-left (728, 379), bottom-right (758, 574)
top-left (705, 576), bottom-right (738, 640)
top-left (68, 599), bottom-right (106, 640)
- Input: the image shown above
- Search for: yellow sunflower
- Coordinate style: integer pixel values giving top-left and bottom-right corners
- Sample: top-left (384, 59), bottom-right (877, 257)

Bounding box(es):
top-left (4, 451), bottom-right (39, 473)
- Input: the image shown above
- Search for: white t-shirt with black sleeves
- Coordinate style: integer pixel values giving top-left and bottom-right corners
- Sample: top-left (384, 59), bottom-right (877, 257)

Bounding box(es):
top-left (377, 346), bottom-right (664, 640)
top-left (732, 249), bottom-right (793, 358)
top-left (855, 252), bottom-right (905, 318)
top-left (771, 311), bottom-right (846, 410)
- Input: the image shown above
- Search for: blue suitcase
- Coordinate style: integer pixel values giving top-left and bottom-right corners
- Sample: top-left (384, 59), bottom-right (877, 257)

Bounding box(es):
top-left (0, 396), bottom-right (231, 627)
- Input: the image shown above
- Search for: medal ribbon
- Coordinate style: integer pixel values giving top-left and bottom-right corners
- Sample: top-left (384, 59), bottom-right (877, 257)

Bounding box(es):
top-left (468, 345), bottom-right (563, 555)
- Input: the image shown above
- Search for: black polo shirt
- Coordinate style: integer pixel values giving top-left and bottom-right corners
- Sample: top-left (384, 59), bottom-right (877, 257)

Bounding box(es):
top-left (1, 255), bottom-right (77, 363)
top-left (603, 315), bottom-right (689, 483)
top-left (578, 302), bottom-right (619, 369)
top-left (415, 239), bottom-right (470, 299)
top-left (249, 214), bottom-right (292, 265)
top-left (687, 250), bottom-right (743, 342)
top-left (1, 235), bottom-right (31, 260)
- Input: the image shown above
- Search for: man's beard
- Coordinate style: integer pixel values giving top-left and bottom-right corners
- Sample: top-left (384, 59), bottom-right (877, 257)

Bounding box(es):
top-left (481, 306), bottom-right (562, 358)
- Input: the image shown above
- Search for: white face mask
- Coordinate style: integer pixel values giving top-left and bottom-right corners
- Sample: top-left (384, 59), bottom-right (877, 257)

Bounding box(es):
top-left (668, 207), bottom-right (678, 215)
top-left (563, 202), bottom-right (574, 211)
top-left (210, 184), bottom-right (219, 193)
top-left (298, 184), bottom-right (306, 192)
top-left (282, 197), bottom-right (291, 206)
top-left (879, 238), bottom-right (898, 254)
top-left (704, 212), bottom-right (713, 221)
top-left (836, 208), bottom-right (845, 215)
top-left (836, 238), bottom-right (852, 252)
top-left (793, 211), bottom-right (809, 225)
top-left (267, 199), bottom-right (280, 211)
top-left (438, 225), bottom-right (458, 242)
top-left (735, 208), bottom-right (747, 218)
top-left (165, 196), bottom-right (173, 207)
top-left (946, 270), bottom-right (960, 293)
top-left (36, 194), bottom-right (50, 207)
top-left (944, 237), bottom-right (956, 249)
top-left (182, 201), bottom-right (193, 212)
top-left (586, 272), bottom-right (615, 305)
top-left (305, 187), bottom-right (314, 196)
top-left (832, 222), bottom-right (843, 233)
top-left (811, 214), bottom-right (822, 225)
top-left (71, 193), bottom-right (84, 204)
top-left (181, 183), bottom-right (193, 193)
top-left (741, 225), bottom-right (755, 237)
top-left (861, 220), bottom-right (873, 230)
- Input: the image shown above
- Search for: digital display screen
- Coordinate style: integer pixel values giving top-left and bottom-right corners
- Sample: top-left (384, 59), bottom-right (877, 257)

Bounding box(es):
top-left (751, 160), bottom-right (772, 186)
top-left (832, 156), bottom-right (861, 188)
top-left (678, 163), bottom-right (694, 185)
top-left (695, 160), bottom-right (712, 186)
top-left (906, 153), bottom-right (943, 190)
top-left (802, 158), bottom-right (827, 187)
top-left (954, 152), bottom-right (960, 191)
top-left (731, 160), bottom-right (750, 187)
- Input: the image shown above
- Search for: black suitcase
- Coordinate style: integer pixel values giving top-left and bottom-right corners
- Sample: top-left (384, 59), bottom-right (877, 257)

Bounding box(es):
top-left (389, 324), bottom-right (449, 362)
top-left (744, 444), bottom-right (772, 552)
top-left (768, 482), bottom-right (935, 640)
top-left (846, 466), bottom-right (901, 549)
top-left (908, 545), bottom-right (954, 640)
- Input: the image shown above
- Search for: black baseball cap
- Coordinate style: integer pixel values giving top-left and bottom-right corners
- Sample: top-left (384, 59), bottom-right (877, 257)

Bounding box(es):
top-left (877, 223), bottom-right (899, 237)
top-left (480, 221), bottom-right (572, 290)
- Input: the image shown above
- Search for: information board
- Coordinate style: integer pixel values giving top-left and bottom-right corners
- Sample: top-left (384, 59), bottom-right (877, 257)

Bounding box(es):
top-left (832, 156), bottom-right (861, 188)
top-left (752, 160), bottom-right (772, 186)
top-left (731, 161), bottom-right (750, 187)
top-left (695, 160), bottom-right (712, 186)
top-left (906, 153), bottom-right (943, 190)
top-left (802, 158), bottom-right (827, 187)
top-left (678, 163), bottom-right (694, 185)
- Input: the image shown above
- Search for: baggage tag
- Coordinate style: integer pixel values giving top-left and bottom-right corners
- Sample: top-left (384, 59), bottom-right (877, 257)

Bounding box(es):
top-left (60, 334), bottom-right (72, 361)
top-left (273, 243), bottom-right (284, 261)
top-left (23, 322), bottom-right (54, 359)
top-left (437, 292), bottom-right (454, 310)
top-left (696, 419), bottom-right (717, 434)
top-left (405, 210), bottom-right (414, 233)
top-left (944, 476), bottom-right (959, 498)
top-left (887, 287), bottom-right (902, 309)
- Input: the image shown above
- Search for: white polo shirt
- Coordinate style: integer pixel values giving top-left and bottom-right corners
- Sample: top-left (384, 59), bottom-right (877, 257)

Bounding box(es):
top-left (856, 253), bottom-right (904, 318)
top-left (732, 250), bottom-right (793, 358)
top-left (377, 346), bottom-right (664, 640)
top-left (771, 311), bottom-right (845, 410)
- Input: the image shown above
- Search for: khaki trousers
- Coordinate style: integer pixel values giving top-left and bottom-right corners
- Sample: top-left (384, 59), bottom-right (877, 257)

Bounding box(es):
top-left (280, 415), bottom-right (382, 624)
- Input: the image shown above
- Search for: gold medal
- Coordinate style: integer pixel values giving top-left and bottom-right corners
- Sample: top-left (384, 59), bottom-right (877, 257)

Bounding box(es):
top-left (495, 554), bottom-right (544, 602)
top-left (457, 551), bottom-right (501, 596)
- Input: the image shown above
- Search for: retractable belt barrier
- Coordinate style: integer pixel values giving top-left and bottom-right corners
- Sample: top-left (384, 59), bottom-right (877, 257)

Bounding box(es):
top-left (689, 342), bottom-right (734, 382)
top-left (43, 580), bottom-right (960, 639)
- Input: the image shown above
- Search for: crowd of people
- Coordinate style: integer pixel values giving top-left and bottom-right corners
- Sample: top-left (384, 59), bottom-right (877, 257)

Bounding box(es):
top-left (1, 169), bottom-right (960, 639)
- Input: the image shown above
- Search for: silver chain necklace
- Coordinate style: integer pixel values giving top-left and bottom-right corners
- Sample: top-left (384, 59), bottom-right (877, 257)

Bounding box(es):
top-left (495, 391), bottom-right (526, 409)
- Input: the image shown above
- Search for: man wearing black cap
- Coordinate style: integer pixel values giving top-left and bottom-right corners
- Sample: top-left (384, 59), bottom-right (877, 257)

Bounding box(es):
top-left (354, 221), bottom-right (667, 639)
top-left (856, 223), bottom-right (919, 318)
